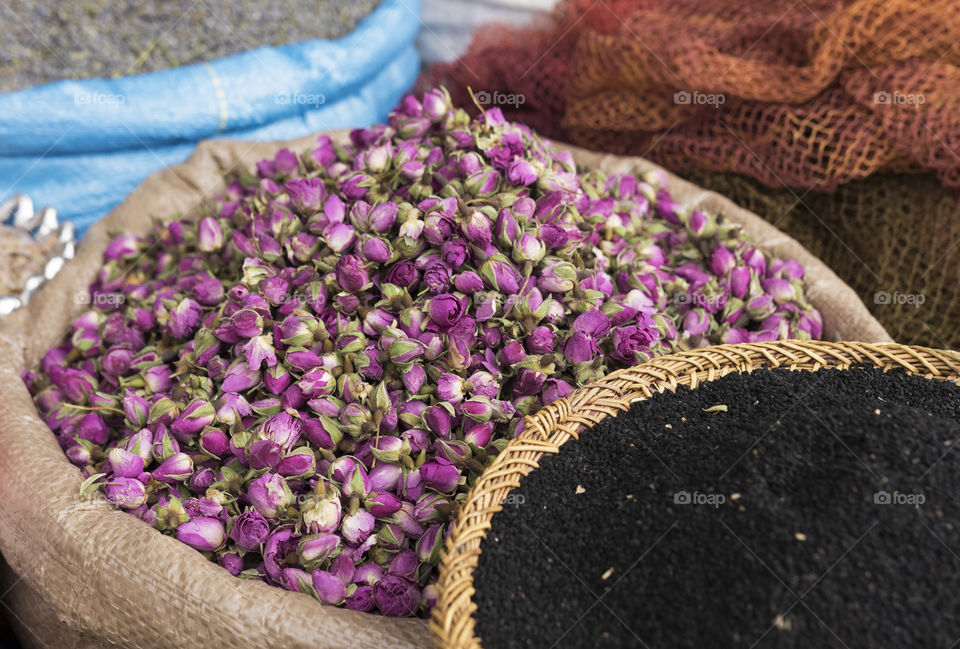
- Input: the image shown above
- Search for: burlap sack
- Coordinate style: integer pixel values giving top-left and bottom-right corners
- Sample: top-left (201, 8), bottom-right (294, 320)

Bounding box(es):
top-left (0, 131), bottom-right (890, 649)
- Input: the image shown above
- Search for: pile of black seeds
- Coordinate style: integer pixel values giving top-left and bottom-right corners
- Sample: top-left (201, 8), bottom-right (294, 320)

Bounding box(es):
top-left (474, 366), bottom-right (960, 649)
top-left (0, 0), bottom-right (379, 91)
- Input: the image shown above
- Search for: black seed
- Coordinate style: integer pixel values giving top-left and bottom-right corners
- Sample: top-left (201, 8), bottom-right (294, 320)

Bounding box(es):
top-left (473, 366), bottom-right (960, 649)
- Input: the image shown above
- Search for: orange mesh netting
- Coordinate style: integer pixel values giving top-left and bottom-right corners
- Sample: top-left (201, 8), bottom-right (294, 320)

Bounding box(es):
top-left (419, 0), bottom-right (960, 348)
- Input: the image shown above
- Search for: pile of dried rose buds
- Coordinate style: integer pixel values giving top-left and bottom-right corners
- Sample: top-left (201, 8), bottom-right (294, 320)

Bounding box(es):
top-left (25, 87), bottom-right (822, 617)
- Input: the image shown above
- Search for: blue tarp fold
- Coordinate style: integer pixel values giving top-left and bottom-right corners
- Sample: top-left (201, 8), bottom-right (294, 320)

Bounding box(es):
top-left (0, 0), bottom-right (421, 234)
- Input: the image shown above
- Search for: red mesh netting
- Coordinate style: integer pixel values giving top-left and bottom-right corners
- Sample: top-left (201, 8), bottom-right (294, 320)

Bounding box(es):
top-left (419, 0), bottom-right (960, 347)
top-left (421, 0), bottom-right (960, 189)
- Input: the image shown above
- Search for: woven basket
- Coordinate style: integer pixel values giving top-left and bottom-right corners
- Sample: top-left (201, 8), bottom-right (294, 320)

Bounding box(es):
top-left (429, 340), bottom-right (960, 649)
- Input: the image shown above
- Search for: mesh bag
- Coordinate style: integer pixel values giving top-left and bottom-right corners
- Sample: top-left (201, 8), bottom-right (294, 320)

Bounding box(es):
top-left (419, 0), bottom-right (960, 347)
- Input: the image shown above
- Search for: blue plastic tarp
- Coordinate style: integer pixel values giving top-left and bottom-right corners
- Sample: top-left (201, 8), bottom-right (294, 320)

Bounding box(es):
top-left (0, 0), bottom-right (421, 235)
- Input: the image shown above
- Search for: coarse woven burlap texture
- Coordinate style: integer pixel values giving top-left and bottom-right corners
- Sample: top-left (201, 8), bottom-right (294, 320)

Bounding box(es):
top-left (0, 131), bottom-right (890, 649)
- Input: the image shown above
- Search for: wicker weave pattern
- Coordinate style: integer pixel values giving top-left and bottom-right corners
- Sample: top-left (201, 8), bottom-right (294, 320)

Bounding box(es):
top-left (429, 340), bottom-right (960, 649)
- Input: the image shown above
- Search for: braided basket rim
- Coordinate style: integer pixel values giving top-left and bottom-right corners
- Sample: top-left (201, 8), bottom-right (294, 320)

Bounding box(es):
top-left (428, 340), bottom-right (960, 648)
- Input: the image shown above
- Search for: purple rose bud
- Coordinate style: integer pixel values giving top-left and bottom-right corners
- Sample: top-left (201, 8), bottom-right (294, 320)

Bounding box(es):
top-left (572, 310), bottom-right (611, 339)
top-left (419, 457), bottom-right (460, 493)
top-left (563, 332), bottom-right (598, 364)
top-left (286, 349), bottom-right (322, 373)
top-left (761, 278), bottom-right (796, 304)
top-left (499, 341), bottom-right (526, 366)
top-left (512, 232), bottom-right (546, 264)
top-left (263, 365), bottom-right (292, 395)
top-left (400, 363), bottom-right (427, 395)
top-left (370, 436), bottom-right (408, 464)
top-left (417, 524), bottom-right (445, 564)
top-left (302, 416), bottom-right (341, 450)
top-left (276, 448), bottom-right (316, 478)
top-left (480, 254), bottom-right (521, 294)
top-left (248, 440), bottom-right (282, 470)
top-left (452, 271), bottom-right (483, 294)
top-left (342, 464), bottom-right (372, 499)
top-left (506, 159), bottom-right (538, 186)
top-left (77, 412), bottom-right (109, 445)
top-left (367, 202), bottom-right (398, 234)
top-left (685, 209), bottom-right (715, 237)
top-left (385, 260), bottom-right (419, 288)
top-left (104, 232), bottom-right (138, 260)
top-left (494, 209), bottom-right (519, 248)
top-left (166, 298), bottom-right (202, 339)
top-left (323, 223), bottom-right (357, 254)
top-left (299, 533), bottom-right (341, 566)
top-left (189, 468), bottom-right (215, 494)
top-left (709, 246), bottom-right (736, 276)
top-left (525, 326), bottom-right (556, 354)
top-left (515, 369), bottom-right (547, 396)
top-left (730, 266), bottom-right (751, 299)
top-left (102, 346), bottom-right (133, 376)
top-left (59, 368), bottom-right (98, 402)
top-left (440, 239), bottom-right (471, 268)
top-left (151, 425), bottom-right (179, 462)
top-left (104, 477), bottom-right (147, 509)
top-left (461, 211), bottom-right (493, 247)
top-left (388, 549), bottom-right (419, 578)
top-left (743, 247), bottom-right (767, 276)
top-left (682, 308), bottom-right (710, 336)
top-left (65, 444), bottom-right (91, 466)
top-left (609, 322), bottom-right (659, 366)
top-left (171, 399), bottom-right (216, 439)
top-left (177, 516), bottom-right (225, 552)
top-left (140, 365), bottom-right (173, 397)
top-left (436, 373), bottom-right (465, 403)
top-left (230, 510), bottom-right (270, 551)
top-left (342, 509), bottom-right (376, 545)
top-left (369, 462), bottom-right (403, 493)
top-left (216, 393), bottom-right (252, 426)
top-left (423, 404), bottom-right (454, 439)
top-left (366, 491), bottom-right (403, 517)
top-left (125, 428), bottom-right (153, 462)
top-left (298, 367), bottom-right (336, 398)
top-left (335, 255), bottom-right (369, 292)
top-left (374, 575), bottom-right (421, 617)
top-left (354, 562), bottom-right (384, 586)
top-left (301, 492), bottom-right (342, 534)
top-left (222, 361), bottom-right (261, 393)
top-left (197, 217), bottom-right (223, 252)
top-left (723, 327), bottom-right (753, 344)
top-left (747, 293), bottom-right (777, 319)
top-left (262, 412), bottom-right (302, 449)
top-left (312, 570), bottom-right (347, 605)
top-left (361, 236), bottom-right (392, 264)
top-left (108, 448), bottom-right (145, 478)
top-left (542, 378), bottom-right (574, 405)
top-left (423, 261), bottom-right (452, 294)
top-left (246, 472), bottom-right (292, 519)
top-left (428, 293), bottom-right (467, 331)
top-left (122, 392), bottom-right (149, 429)
top-left (423, 87), bottom-right (450, 121)
top-left (153, 452), bottom-right (194, 483)
top-left (286, 177), bottom-right (325, 212)
top-left (346, 585), bottom-right (376, 612)
top-left (218, 553), bottom-right (244, 576)
top-left (464, 421), bottom-right (495, 448)
top-left (462, 397), bottom-right (494, 423)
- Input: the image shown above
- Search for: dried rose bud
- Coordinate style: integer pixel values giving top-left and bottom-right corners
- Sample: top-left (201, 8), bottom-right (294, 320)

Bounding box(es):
top-left (176, 516), bottom-right (225, 552)
top-left (312, 570), bottom-right (347, 605)
top-left (104, 477), bottom-right (147, 509)
top-left (108, 448), bottom-right (145, 479)
top-left (153, 452), bottom-right (194, 483)
top-left (245, 472), bottom-right (293, 519)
